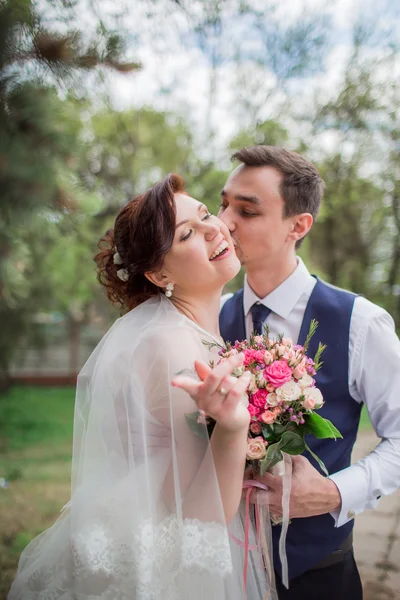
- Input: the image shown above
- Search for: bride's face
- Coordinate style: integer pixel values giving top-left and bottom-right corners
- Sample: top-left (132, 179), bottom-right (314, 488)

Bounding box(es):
top-left (162, 193), bottom-right (240, 296)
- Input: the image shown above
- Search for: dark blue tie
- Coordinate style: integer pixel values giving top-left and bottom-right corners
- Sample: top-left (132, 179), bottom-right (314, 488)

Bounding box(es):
top-left (250, 302), bottom-right (271, 335)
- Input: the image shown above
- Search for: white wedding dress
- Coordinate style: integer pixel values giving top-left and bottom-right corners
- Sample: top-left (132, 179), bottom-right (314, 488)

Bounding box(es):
top-left (8, 295), bottom-right (269, 600)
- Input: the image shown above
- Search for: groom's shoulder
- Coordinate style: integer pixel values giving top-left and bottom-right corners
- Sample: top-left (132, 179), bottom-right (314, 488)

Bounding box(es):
top-left (220, 288), bottom-right (243, 312)
top-left (318, 278), bottom-right (393, 323)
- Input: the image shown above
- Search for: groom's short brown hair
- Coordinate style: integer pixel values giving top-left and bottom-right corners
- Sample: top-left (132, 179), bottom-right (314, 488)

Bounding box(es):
top-left (232, 146), bottom-right (324, 222)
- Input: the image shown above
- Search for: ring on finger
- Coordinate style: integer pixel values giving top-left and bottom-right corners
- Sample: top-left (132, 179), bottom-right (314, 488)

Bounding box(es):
top-left (219, 387), bottom-right (228, 396)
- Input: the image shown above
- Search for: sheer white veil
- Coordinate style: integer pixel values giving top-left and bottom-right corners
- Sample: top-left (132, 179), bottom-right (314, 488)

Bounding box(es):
top-left (8, 295), bottom-right (269, 600)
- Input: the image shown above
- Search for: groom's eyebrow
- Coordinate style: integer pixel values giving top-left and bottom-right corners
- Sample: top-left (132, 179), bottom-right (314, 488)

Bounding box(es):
top-left (220, 189), bottom-right (261, 205)
top-left (175, 203), bottom-right (207, 229)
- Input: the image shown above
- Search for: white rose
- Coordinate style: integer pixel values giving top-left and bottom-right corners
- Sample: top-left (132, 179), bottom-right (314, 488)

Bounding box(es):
top-left (303, 387), bottom-right (324, 408)
top-left (248, 374), bottom-right (258, 394)
top-left (232, 366), bottom-right (245, 377)
top-left (266, 392), bottom-right (279, 407)
top-left (256, 372), bottom-right (268, 388)
top-left (276, 380), bottom-right (302, 402)
top-left (297, 374), bottom-right (314, 388)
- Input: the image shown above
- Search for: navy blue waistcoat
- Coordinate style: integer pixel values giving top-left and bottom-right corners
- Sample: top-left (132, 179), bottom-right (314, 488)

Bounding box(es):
top-left (219, 278), bottom-right (361, 580)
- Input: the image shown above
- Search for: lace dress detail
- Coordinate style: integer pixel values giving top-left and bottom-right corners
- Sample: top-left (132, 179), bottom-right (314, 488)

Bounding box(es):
top-left (10, 513), bottom-right (232, 600)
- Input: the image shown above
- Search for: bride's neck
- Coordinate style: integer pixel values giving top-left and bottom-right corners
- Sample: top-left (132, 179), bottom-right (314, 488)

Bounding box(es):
top-left (171, 290), bottom-right (223, 340)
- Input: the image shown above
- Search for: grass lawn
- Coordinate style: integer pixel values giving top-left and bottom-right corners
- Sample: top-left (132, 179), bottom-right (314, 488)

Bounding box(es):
top-left (0, 386), bottom-right (373, 599)
top-left (0, 386), bottom-right (74, 599)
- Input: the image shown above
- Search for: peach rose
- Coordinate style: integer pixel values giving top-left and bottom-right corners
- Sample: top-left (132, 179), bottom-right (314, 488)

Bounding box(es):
top-left (275, 344), bottom-right (286, 357)
top-left (303, 387), bottom-right (324, 408)
top-left (250, 422), bottom-right (262, 435)
top-left (263, 351), bottom-right (273, 365)
top-left (293, 364), bottom-right (307, 380)
top-left (302, 397), bottom-right (316, 410)
top-left (246, 436), bottom-right (267, 460)
top-left (282, 337), bottom-right (293, 347)
top-left (260, 410), bottom-right (276, 425)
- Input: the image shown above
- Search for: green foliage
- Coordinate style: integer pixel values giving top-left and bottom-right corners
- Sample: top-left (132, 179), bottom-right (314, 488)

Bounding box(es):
top-left (302, 412), bottom-right (342, 440)
top-left (0, 386), bottom-right (75, 451)
top-left (0, 0), bottom-right (139, 383)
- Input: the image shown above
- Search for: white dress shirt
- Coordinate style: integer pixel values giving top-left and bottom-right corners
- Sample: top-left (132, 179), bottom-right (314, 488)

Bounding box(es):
top-left (221, 257), bottom-right (400, 527)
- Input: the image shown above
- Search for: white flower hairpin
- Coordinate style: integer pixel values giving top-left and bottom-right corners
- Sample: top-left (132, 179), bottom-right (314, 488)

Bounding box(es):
top-left (113, 251), bottom-right (129, 282)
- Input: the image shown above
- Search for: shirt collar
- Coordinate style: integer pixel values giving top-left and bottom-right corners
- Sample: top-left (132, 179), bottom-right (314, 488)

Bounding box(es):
top-left (243, 257), bottom-right (315, 319)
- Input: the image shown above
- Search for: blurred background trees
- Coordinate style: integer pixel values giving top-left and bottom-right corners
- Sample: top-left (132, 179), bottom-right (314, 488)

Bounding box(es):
top-left (1, 0), bottom-right (399, 388)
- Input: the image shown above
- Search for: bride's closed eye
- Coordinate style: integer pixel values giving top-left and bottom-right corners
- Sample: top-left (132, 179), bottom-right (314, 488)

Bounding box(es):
top-left (181, 212), bottom-right (213, 241)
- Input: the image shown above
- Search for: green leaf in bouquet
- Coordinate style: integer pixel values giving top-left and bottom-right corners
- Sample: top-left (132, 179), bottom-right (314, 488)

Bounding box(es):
top-left (313, 342), bottom-right (327, 372)
top-left (261, 424), bottom-right (278, 442)
top-left (185, 411), bottom-right (209, 440)
top-left (304, 412), bottom-right (343, 440)
top-left (304, 441), bottom-right (329, 476)
top-left (259, 442), bottom-right (283, 476)
top-left (303, 319), bottom-right (319, 353)
top-left (278, 431), bottom-right (306, 455)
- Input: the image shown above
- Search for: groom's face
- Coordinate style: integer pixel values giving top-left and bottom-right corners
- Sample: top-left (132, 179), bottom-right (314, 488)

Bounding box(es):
top-left (218, 165), bottom-right (295, 266)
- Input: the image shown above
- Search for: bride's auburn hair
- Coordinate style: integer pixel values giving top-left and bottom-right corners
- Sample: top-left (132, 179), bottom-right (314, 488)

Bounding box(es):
top-left (95, 173), bottom-right (185, 312)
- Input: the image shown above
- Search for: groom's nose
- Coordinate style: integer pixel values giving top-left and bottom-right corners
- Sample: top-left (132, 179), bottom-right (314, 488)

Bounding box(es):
top-left (218, 207), bottom-right (235, 233)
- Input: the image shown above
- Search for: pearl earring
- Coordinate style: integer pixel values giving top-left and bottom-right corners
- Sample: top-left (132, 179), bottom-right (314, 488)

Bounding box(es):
top-left (165, 282), bottom-right (174, 298)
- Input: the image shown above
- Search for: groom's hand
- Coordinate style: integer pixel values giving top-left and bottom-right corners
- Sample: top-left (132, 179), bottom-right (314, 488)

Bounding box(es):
top-left (252, 455), bottom-right (342, 519)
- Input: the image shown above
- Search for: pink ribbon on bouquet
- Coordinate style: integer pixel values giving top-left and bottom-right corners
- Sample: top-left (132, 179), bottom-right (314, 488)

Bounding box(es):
top-left (229, 453), bottom-right (292, 600)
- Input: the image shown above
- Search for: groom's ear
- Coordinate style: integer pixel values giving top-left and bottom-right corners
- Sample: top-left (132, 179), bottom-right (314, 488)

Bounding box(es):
top-left (287, 213), bottom-right (313, 244)
top-left (144, 270), bottom-right (169, 289)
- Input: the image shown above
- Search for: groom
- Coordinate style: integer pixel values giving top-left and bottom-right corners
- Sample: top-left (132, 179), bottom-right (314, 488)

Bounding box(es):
top-left (218, 146), bottom-right (400, 600)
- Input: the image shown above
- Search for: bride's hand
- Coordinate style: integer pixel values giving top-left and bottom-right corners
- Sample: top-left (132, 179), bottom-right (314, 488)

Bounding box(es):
top-left (172, 353), bottom-right (251, 433)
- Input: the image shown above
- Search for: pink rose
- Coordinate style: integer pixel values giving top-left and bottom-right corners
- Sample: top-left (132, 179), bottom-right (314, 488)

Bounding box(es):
top-left (250, 422), bottom-right (262, 434)
top-left (264, 360), bottom-right (293, 388)
top-left (266, 383), bottom-right (275, 392)
top-left (272, 406), bottom-right (282, 416)
top-left (293, 364), bottom-right (307, 380)
top-left (260, 410), bottom-right (276, 425)
top-left (246, 436), bottom-right (268, 460)
top-left (263, 351), bottom-right (273, 365)
top-left (302, 397), bottom-right (315, 410)
top-left (248, 404), bottom-right (261, 417)
top-left (244, 349), bottom-right (264, 366)
top-left (254, 350), bottom-right (265, 363)
top-left (251, 388), bottom-right (268, 409)
top-left (253, 335), bottom-right (264, 345)
top-left (281, 337), bottom-right (293, 347)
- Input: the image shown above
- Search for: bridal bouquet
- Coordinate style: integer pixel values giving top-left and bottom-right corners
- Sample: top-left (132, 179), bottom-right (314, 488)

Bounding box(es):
top-left (187, 320), bottom-right (342, 477)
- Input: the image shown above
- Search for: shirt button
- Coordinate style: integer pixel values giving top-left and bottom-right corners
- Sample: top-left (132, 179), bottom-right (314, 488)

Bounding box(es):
top-left (373, 489), bottom-right (382, 499)
top-left (347, 510), bottom-right (356, 519)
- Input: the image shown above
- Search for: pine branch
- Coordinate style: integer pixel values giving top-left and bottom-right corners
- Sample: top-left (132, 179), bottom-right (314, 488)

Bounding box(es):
top-left (303, 319), bottom-right (318, 353)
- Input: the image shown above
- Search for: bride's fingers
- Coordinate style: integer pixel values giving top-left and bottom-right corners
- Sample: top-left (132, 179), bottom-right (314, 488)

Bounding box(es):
top-left (171, 376), bottom-right (201, 398)
top-left (201, 353), bottom-right (244, 397)
top-left (193, 360), bottom-right (212, 382)
top-left (222, 371), bottom-right (251, 409)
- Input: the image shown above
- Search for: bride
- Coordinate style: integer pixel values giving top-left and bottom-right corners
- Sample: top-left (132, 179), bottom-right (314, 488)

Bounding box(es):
top-left (8, 174), bottom-right (270, 600)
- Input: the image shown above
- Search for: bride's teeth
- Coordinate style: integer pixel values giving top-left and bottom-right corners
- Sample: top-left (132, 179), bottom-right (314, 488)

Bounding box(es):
top-left (210, 240), bottom-right (228, 260)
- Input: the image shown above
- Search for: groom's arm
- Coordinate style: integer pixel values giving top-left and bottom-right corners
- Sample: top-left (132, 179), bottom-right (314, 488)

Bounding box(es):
top-left (328, 297), bottom-right (400, 526)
